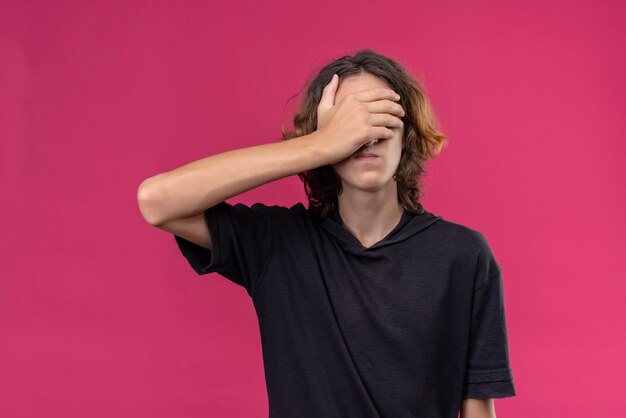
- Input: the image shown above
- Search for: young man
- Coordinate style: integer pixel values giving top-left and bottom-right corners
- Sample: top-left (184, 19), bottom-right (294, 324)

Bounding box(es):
top-left (137, 50), bottom-right (516, 417)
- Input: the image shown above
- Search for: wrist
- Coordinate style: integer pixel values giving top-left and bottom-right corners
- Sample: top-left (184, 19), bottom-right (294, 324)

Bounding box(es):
top-left (301, 130), bottom-right (333, 167)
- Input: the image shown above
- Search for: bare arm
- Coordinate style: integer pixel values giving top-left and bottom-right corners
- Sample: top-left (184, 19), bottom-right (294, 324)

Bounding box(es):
top-left (136, 132), bottom-right (328, 227)
top-left (460, 398), bottom-right (496, 418)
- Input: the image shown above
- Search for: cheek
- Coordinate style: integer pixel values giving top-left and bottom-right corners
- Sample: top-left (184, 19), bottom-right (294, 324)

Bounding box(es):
top-left (330, 160), bottom-right (349, 178)
top-left (387, 137), bottom-right (403, 159)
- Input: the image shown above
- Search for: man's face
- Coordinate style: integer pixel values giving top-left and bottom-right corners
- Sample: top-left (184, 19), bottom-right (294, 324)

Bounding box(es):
top-left (331, 72), bottom-right (404, 192)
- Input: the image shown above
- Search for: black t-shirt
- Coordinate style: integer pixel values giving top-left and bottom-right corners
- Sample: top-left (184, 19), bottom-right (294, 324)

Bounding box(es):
top-left (173, 201), bottom-right (516, 417)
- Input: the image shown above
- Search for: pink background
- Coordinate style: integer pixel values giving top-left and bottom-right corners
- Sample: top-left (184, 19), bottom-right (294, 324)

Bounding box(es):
top-left (2, 0), bottom-right (625, 417)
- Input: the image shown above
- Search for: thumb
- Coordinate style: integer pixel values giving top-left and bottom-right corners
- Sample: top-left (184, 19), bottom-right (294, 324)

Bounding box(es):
top-left (319, 73), bottom-right (338, 111)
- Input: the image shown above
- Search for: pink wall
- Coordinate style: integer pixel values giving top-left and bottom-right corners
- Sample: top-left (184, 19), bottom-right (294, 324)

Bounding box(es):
top-left (1, 0), bottom-right (625, 416)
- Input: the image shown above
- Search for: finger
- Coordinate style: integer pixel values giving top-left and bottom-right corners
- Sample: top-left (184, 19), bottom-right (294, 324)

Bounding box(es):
top-left (369, 113), bottom-right (404, 129)
top-left (369, 127), bottom-right (395, 140)
top-left (353, 87), bottom-right (400, 104)
top-left (365, 99), bottom-right (405, 118)
top-left (319, 73), bottom-right (339, 112)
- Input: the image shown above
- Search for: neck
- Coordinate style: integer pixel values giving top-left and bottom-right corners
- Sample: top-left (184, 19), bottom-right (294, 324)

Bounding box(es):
top-left (336, 184), bottom-right (405, 248)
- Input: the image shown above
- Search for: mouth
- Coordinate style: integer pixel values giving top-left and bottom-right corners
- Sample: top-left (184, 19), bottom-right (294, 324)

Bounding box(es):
top-left (355, 151), bottom-right (379, 159)
top-left (354, 143), bottom-right (380, 158)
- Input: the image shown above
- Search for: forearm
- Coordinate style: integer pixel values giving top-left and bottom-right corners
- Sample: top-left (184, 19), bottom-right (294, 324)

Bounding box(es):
top-left (459, 398), bottom-right (496, 418)
top-left (137, 132), bottom-right (328, 225)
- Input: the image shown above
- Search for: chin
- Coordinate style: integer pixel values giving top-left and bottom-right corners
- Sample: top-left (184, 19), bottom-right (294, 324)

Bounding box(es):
top-left (342, 175), bottom-right (390, 191)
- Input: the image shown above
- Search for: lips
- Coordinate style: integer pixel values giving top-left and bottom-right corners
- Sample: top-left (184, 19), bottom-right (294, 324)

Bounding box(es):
top-left (355, 152), bottom-right (378, 158)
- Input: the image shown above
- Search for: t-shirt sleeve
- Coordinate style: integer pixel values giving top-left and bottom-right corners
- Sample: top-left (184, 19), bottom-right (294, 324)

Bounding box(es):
top-left (172, 201), bottom-right (283, 298)
top-left (462, 233), bottom-right (517, 399)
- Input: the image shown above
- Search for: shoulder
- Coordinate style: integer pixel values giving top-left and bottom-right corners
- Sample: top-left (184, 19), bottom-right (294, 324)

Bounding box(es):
top-left (251, 201), bottom-right (306, 211)
top-left (229, 201), bottom-right (308, 217)
top-left (428, 214), bottom-right (494, 256)
top-left (240, 201), bottom-right (311, 230)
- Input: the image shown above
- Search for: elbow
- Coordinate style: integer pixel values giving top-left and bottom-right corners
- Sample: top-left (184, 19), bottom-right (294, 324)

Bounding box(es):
top-left (137, 177), bottom-right (166, 226)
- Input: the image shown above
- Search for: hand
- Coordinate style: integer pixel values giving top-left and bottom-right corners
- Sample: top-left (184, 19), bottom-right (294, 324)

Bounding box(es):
top-left (315, 73), bottom-right (405, 164)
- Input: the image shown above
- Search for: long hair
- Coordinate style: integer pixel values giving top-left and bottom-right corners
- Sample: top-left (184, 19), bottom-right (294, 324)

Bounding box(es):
top-left (280, 49), bottom-right (448, 220)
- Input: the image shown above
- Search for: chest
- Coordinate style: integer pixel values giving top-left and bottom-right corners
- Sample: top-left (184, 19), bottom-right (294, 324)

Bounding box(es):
top-left (256, 237), bottom-right (475, 339)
